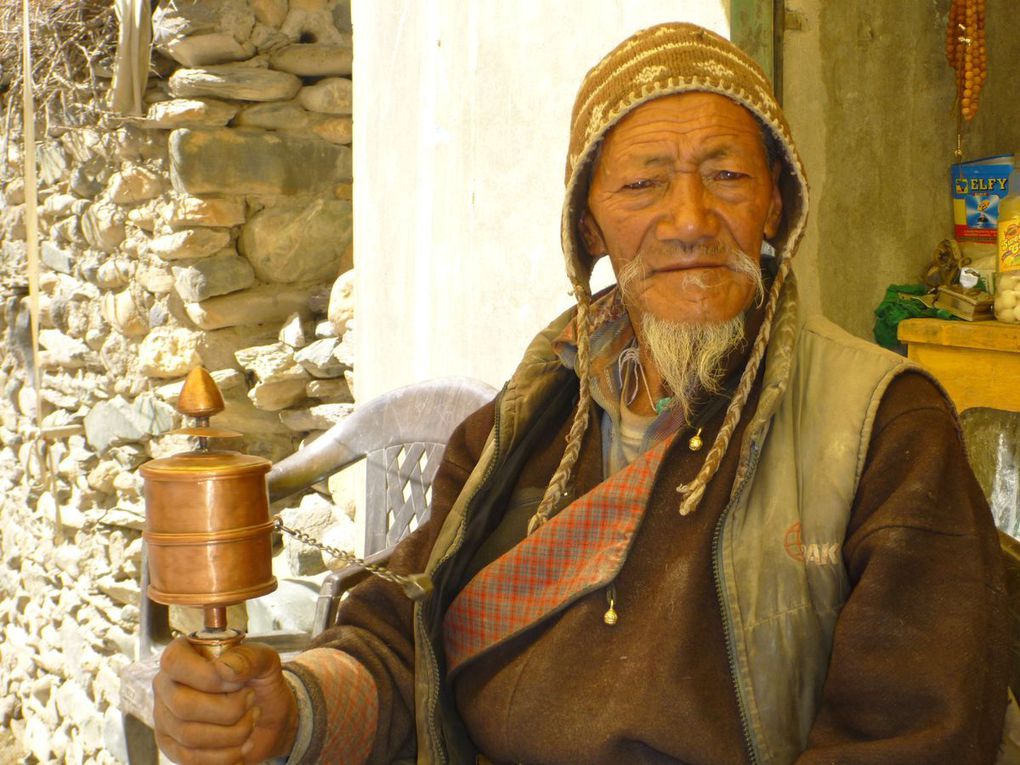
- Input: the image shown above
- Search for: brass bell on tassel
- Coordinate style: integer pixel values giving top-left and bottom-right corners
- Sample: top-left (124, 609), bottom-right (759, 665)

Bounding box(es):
top-left (688, 427), bottom-right (704, 452)
top-left (603, 587), bottom-right (618, 626)
top-left (139, 367), bottom-right (277, 657)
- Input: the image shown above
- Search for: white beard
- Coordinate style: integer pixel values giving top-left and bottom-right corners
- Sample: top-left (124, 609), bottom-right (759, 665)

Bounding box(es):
top-left (617, 246), bottom-right (765, 423)
top-left (639, 312), bottom-right (746, 423)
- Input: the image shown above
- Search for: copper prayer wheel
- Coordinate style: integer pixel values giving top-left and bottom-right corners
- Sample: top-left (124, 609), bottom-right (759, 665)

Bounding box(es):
top-left (140, 367), bottom-right (277, 656)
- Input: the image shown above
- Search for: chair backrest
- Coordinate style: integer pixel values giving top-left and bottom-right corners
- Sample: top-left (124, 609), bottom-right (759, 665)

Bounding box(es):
top-left (960, 407), bottom-right (1020, 538)
top-left (268, 376), bottom-right (497, 555)
top-left (1000, 530), bottom-right (1020, 700)
top-left (960, 409), bottom-right (1020, 699)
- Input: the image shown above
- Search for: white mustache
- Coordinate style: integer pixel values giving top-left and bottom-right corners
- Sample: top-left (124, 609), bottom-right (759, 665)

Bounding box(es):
top-left (617, 244), bottom-right (765, 308)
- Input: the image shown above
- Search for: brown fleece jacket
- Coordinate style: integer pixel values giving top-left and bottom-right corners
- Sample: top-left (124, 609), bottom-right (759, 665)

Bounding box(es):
top-left (309, 371), bottom-right (1007, 765)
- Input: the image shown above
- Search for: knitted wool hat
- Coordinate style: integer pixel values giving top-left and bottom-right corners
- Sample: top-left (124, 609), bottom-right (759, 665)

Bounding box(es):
top-left (529, 23), bottom-right (811, 530)
top-left (563, 21), bottom-right (809, 286)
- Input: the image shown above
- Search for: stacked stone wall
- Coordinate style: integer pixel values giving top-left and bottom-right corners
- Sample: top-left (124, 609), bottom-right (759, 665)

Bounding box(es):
top-left (0, 1), bottom-right (358, 761)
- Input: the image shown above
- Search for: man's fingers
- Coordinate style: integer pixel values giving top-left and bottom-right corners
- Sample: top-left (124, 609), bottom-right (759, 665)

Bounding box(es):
top-left (153, 693), bottom-right (259, 753)
top-left (153, 671), bottom-right (254, 727)
top-left (154, 727), bottom-right (252, 765)
top-left (159, 638), bottom-right (246, 693)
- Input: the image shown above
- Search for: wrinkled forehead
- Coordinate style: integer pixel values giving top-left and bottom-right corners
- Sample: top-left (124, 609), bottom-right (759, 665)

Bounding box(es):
top-left (597, 92), bottom-right (771, 161)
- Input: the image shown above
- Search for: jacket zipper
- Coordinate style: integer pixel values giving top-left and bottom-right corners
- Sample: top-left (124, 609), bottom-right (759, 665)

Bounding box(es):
top-left (420, 389), bottom-right (506, 764)
top-left (712, 437), bottom-right (764, 765)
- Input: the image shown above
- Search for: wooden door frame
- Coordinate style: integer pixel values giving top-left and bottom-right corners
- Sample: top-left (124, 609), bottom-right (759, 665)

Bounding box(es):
top-left (730, 0), bottom-right (783, 102)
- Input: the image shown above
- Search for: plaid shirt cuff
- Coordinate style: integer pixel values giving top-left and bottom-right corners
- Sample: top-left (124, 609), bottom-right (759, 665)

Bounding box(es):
top-left (283, 648), bottom-right (379, 765)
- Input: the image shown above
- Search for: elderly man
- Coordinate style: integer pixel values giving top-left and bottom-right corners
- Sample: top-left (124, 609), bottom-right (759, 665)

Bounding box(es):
top-left (153, 22), bottom-right (1008, 765)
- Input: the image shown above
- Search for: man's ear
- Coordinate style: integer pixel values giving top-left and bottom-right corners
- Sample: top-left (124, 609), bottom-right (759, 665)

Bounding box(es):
top-left (578, 210), bottom-right (607, 257)
top-left (763, 161), bottom-right (783, 240)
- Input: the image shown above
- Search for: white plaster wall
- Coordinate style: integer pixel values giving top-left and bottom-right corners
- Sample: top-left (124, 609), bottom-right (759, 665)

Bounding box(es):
top-left (353, 1), bottom-right (730, 399)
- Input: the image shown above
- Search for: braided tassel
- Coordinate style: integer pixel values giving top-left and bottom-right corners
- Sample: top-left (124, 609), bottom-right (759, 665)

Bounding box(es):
top-left (527, 284), bottom-right (593, 535)
top-left (676, 260), bottom-right (790, 516)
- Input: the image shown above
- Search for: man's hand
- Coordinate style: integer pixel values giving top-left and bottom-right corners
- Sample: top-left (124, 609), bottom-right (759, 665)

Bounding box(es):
top-left (153, 637), bottom-right (299, 764)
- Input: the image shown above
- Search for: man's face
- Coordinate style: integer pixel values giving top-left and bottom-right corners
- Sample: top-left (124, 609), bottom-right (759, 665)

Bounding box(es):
top-left (582, 93), bottom-right (783, 326)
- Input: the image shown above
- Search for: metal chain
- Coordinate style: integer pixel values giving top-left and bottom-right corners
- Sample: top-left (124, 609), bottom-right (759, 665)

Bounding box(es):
top-left (274, 518), bottom-right (433, 601)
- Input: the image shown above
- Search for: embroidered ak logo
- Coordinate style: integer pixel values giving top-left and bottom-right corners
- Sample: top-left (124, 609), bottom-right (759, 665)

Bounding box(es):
top-left (783, 522), bottom-right (841, 565)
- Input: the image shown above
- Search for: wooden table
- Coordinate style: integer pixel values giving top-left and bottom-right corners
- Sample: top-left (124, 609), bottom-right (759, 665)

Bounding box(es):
top-left (897, 318), bottom-right (1020, 413)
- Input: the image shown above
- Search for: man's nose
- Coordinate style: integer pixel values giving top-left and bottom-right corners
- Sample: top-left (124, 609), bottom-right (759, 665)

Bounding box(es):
top-left (654, 176), bottom-right (720, 244)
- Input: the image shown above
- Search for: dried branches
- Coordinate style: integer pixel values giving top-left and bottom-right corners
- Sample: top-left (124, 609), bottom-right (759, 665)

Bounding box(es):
top-left (0, 0), bottom-right (118, 134)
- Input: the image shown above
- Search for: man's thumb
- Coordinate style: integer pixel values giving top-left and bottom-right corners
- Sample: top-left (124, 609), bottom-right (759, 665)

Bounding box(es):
top-left (214, 643), bottom-right (278, 682)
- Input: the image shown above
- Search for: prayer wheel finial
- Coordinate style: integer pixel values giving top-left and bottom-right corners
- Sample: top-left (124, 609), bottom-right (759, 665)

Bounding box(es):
top-left (176, 367), bottom-right (225, 420)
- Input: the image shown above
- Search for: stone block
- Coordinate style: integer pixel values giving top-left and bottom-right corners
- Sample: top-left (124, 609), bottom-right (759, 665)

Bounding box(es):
top-left (142, 97), bottom-right (239, 129)
top-left (70, 167), bottom-right (104, 199)
top-left (138, 327), bottom-right (202, 378)
top-left (81, 201), bottom-right (126, 253)
top-left (136, 266), bottom-right (176, 295)
top-left (170, 64), bottom-right (301, 102)
top-left (321, 512), bottom-right (357, 567)
top-left (83, 394), bottom-right (177, 453)
top-left (41, 193), bottom-right (80, 220)
top-left (107, 166), bottom-right (164, 205)
top-left (306, 377), bottom-right (352, 403)
top-left (173, 252), bottom-right (255, 302)
top-left (334, 325), bottom-right (355, 367)
top-left (239, 198), bottom-right (352, 283)
top-left (37, 142), bottom-right (69, 186)
top-left (297, 77), bottom-right (352, 115)
top-left (269, 43), bottom-right (352, 77)
top-left (314, 319), bottom-right (338, 338)
top-left (279, 403), bottom-right (353, 431)
top-left (101, 290), bottom-right (149, 337)
top-left (280, 494), bottom-right (335, 575)
top-left (126, 200), bottom-right (160, 232)
top-left (95, 575), bottom-right (141, 607)
top-left (37, 329), bottom-right (96, 370)
top-left (309, 116), bottom-right (353, 145)
top-left (86, 460), bottom-right (118, 493)
top-left (3, 178), bottom-right (25, 204)
top-left (249, 377), bottom-right (309, 411)
top-left (161, 194), bottom-right (246, 228)
top-left (250, 22), bottom-right (291, 53)
top-left (41, 243), bottom-right (74, 275)
top-left (116, 124), bottom-right (161, 161)
top-left (234, 100), bottom-right (314, 130)
top-left (294, 337), bottom-right (343, 378)
top-left (148, 227), bottom-right (232, 261)
top-left (162, 32), bottom-right (256, 67)
top-left (235, 341), bottom-right (300, 383)
top-left (327, 269), bottom-right (355, 335)
top-left (153, 0), bottom-right (256, 51)
top-left (186, 284), bottom-right (317, 330)
top-left (170, 128), bottom-right (352, 196)
top-left (279, 312), bottom-right (312, 348)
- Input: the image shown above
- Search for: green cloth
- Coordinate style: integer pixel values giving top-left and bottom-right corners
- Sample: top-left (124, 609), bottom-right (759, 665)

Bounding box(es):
top-left (873, 284), bottom-right (954, 349)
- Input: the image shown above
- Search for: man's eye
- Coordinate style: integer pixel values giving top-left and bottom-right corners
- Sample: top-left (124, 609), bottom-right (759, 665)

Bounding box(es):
top-left (713, 170), bottom-right (747, 182)
top-left (621, 179), bottom-right (655, 191)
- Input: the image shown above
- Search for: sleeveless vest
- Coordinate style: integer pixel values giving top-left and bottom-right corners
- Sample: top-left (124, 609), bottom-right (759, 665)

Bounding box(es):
top-left (721, 312), bottom-right (915, 764)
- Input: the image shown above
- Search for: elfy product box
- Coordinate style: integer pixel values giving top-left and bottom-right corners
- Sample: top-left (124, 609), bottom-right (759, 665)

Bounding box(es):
top-left (951, 154), bottom-right (1014, 243)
